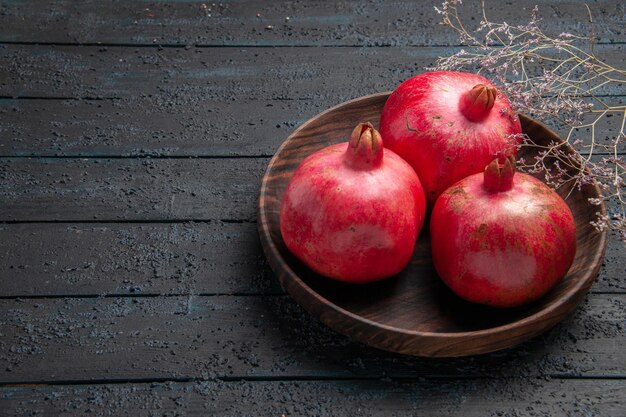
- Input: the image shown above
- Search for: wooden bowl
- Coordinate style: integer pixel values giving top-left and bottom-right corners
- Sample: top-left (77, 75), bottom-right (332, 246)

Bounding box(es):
top-left (257, 92), bottom-right (608, 357)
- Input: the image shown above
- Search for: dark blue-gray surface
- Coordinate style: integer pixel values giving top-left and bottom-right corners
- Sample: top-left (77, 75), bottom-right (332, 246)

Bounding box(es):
top-left (1, 1), bottom-right (625, 415)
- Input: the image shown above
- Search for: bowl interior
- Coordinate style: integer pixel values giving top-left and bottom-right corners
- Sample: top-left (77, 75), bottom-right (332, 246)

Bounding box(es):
top-left (258, 93), bottom-right (606, 353)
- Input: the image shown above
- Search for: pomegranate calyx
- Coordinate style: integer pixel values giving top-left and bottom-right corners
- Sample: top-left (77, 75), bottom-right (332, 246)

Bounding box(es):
top-left (346, 122), bottom-right (384, 169)
top-left (459, 84), bottom-right (497, 122)
top-left (483, 155), bottom-right (515, 192)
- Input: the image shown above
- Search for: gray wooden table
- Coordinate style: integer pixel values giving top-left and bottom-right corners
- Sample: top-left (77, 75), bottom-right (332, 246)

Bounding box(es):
top-left (1, 1), bottom-right (625, 415)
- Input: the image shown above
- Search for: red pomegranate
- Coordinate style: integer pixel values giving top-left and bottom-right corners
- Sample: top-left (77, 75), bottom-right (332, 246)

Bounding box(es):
top-left (280, 123), bottom-right (426, 283)
top-left (430, 157), bottom-right (577, 308)
top-left (379, 71), bottom-right (523, 206)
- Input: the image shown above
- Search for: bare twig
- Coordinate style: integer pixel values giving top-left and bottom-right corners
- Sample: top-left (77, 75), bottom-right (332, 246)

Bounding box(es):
top-left (433, 0), bottom-right (626, 241)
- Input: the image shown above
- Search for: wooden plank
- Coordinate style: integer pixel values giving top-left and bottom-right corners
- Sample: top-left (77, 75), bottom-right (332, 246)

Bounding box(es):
top-left (1, 44), bottom-right (625, 100)
top-left (0, 294), bottom-right (624, 383)
top-left (1, 379), bottom-right (625, 416)
top-left (0, 158), bottom-right (266, 221)
top-left (1, 96), bottom-right (624, 157)
top-left (0, 223), bottom-right (622, 298)
top-left (0, 44), bottom-right (446, 99)
top-left (600, 230), bottom-right (626, 292)
top-left (0, 222), bottom-right (281, 297)
top-left (0, 97), bottom-right (314, 157)
top-left (1, 0), bottom-right (624, 46)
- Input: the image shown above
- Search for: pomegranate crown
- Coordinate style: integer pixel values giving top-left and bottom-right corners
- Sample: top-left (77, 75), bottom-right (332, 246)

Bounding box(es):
top-left (459, 83), bottom-right (497, 122)
top-left (345, 122), bottom-right (384, 169)
top-left (483, 155), bottom-right (516, 192)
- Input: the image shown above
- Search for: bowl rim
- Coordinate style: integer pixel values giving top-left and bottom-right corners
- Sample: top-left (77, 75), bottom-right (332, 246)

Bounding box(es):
top-left (257, 91), bottom-right (608, 347)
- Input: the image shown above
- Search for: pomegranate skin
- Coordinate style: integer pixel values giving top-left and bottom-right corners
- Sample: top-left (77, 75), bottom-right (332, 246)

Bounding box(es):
top-left (379, 71), bottom-right (522, 206)
top-left (430, 159), bottom-right (577, 308)
top-left (280, 124), bottom-right (426, 283)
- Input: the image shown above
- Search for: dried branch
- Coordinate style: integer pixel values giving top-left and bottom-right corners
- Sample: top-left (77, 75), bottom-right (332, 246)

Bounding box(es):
top-left (432, 0), bottom-right (626, 241)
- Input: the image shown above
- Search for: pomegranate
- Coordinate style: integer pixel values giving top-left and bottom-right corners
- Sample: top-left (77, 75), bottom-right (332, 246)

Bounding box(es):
top-left (430, 156), bottom-right (577, 308)
top-left (280, 122), bottom-right (426, 283)
top-left (379, 71), bottom-right (523, 206)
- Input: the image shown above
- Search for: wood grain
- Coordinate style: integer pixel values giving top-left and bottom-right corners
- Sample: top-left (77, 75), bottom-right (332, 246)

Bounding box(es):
top-left (258, 93), bottom-right (608, 357)
top-left (0, 294), bottom-right (624, 383)
top-left (1, 0), bottom-right (624, 46)
top-left (0, 98), bottom-right (313, 157)
top-left (0, 222), bottom-right (622, 298)
top-left (0, 157), bottom-right (266, 221)
top-left (2, 379), bottom-right (625, 416)
top-left (0, 222), bottom-right (280, 297)
top-left (2, 45), bottom-right (625, 100)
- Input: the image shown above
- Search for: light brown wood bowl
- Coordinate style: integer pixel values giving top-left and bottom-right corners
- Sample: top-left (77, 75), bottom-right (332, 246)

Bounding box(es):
top-left (257, 92), bottom-right (608, 357)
